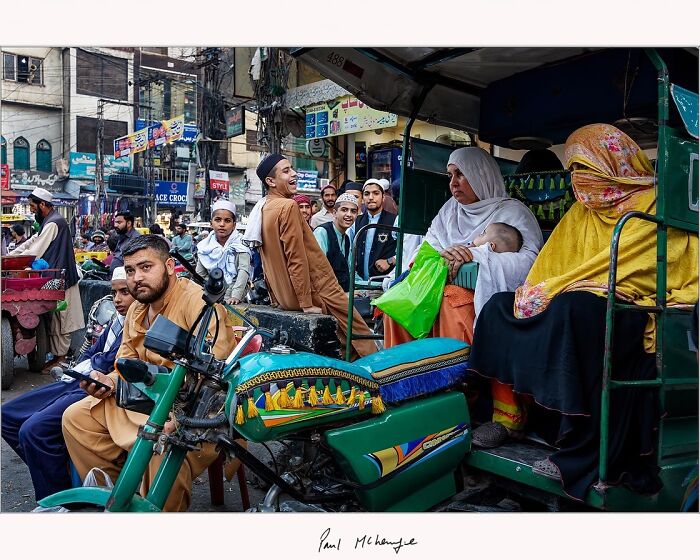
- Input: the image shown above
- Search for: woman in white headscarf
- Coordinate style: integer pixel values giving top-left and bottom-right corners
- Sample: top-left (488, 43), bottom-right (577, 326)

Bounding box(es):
top-left (384, 146), bottom-right (543, 435)
top-left (196, 200), bottom-right (252, 304)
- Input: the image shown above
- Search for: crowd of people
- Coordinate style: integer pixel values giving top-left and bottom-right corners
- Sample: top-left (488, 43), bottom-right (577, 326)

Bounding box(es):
top-left (1, 122), bottom-right (697, 510)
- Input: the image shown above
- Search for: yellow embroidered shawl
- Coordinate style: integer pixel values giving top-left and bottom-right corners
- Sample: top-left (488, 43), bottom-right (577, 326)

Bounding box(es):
top-left (514, 124), bottom-right (698, 351)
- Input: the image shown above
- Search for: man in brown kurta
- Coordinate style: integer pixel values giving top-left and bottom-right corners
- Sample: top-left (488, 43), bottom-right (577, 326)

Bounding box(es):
top-left (254, 155), bottom-right (376, 359)
top-left (62, 235), bottom-right (238, 511)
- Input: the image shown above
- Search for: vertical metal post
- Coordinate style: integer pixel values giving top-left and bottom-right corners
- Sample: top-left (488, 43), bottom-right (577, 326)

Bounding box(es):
top-left (95, 100), bottom-right (105, 222)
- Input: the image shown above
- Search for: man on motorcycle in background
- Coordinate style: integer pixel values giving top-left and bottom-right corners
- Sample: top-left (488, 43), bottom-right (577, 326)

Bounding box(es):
top-left (1, 268), bottom-right (135, 502)
top-left (61, 235), bottom-right (239, 512)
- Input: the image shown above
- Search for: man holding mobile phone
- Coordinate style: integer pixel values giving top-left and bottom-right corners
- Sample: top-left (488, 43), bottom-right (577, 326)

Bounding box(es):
top-left (61, 235), bottom-right (238, 512)
top-left (1, 268), bottom-right (135, 502)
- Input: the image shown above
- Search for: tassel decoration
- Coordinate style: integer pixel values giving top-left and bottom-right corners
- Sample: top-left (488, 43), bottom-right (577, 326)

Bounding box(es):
top-left (235, 404), bottom-right (245, 425)
top-left (371, 393), bottom-right (386, 414)
top-left (335, 381), bottom-right (346, 405)
top-left (347, 386), bottom-right (357, 406)
top-left (358, 390), bottom-right (366, 410)
top-left (278, 383), bottom-right (291, 409)
top-left (308, 383), bottom-right (319, 407)
top-left (264, 386), bottom-right (278, 411)
top-left (322, 382), bottom-right (335, 405)
top-left (246, 395), bottom-right (259, 419)
top-left (292, 383), bottom-right (305, 409)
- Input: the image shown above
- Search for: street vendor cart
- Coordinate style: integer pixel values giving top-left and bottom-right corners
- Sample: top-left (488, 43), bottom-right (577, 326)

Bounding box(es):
top-left (1, 255), bottom-right (66, 389)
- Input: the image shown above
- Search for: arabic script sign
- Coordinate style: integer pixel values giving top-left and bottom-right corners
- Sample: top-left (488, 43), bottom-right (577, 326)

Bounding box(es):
top-left (10, 170), bottom-right (60, 188)
top-left (305, 95), bottom-right (397, 139)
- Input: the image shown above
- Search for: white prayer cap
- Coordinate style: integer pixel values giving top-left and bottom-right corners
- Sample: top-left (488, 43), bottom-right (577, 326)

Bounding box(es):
top-left (30, 187), bottom-right (53, 203)
top-left (335, 193), bottom-right (359, 208)
top-left (362, 178), bottom-right (383, 192)
top-left (212, 199), bottom-right (237, 217)
top-left (378, 178), bottom-right (391, 192)
top-left (111, 267), bottom-right (127, 281)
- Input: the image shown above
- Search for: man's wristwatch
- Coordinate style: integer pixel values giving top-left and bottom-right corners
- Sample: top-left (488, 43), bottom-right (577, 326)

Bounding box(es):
top-left (387, 256), bottom-right (396, 266)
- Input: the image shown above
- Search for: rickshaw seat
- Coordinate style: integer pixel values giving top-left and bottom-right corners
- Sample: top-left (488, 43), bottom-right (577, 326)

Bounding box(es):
top-left (354, 337), bottom-right (470, 404)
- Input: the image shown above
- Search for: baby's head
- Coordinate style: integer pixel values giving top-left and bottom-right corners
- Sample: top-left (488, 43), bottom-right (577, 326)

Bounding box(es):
top-left (471, 222), bottom-right (523, 253)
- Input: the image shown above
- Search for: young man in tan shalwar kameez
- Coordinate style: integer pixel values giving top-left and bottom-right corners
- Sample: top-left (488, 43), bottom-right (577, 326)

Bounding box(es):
top-left (61, 235), bottom-right (239, 511)
top-left (251, 154), bottom-right (376, 359)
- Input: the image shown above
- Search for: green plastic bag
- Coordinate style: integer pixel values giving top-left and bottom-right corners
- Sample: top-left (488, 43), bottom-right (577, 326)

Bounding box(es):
top-left (372, 242), bottom-right (448, 339)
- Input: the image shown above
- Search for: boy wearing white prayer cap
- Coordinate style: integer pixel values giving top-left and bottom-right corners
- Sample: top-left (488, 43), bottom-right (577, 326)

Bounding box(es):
top-left (313, 193), bottom-right (364, 292)
top-left (195, 199), bottom-right (251, 304)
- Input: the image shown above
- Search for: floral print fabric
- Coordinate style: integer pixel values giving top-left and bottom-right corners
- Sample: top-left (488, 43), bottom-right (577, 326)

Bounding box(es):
top-left (513, 124), bottom-right (698, 352)
top-left (565, 123), bottom-right (655, 213)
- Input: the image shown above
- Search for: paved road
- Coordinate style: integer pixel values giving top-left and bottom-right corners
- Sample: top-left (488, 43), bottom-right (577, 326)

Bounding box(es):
top-left (1, 354), bottom-right (268, 513)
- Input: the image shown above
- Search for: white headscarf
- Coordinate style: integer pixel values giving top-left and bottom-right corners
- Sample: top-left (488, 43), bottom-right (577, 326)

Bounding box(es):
top-left (422, 147), bottom-right (544, 317)
top-left (242, 197), bottom-right (266, 248)
top-left (197, 229), bottom-right (251, 285)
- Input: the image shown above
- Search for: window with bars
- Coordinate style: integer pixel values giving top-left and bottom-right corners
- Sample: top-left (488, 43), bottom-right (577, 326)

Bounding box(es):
top-left (13, 137), bottom-right (30, 170)
top-left (36, 140), bottom-right (52, 172)
top-left (2, 52), bottom-right (43, 85)
top-left (76, 49), bottom-right (128, 100)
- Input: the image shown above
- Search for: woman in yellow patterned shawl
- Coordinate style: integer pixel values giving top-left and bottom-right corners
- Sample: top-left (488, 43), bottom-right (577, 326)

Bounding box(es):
top-left (468, 123), bottom-right (698, 501)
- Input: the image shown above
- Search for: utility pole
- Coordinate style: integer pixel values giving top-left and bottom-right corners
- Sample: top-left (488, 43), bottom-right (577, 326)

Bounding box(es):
top-left (252, 48), bottom-right (291, 157)
top-left (95, 98), bottom-right (146, 222)
top-left (198, 47), bottom-right (224, 222)
top-left (95, 100), bottom-right (105, 222)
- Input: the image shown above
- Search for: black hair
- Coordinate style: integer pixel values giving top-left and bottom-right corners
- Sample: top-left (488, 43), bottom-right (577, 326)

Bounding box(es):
top-left (176, 222), bottom-right (188, 230)
top-left (106, 233), bottom-right (118, 252)
top-left (12, 224), bottom-right (25, 236)
top-left (515, 149), bottom-right (563, 174)
top-left (149, 223), bottom-right (163, 235)
top-left (489, 222), bottom-right (524, 252)
top-left (122, 234), bottom-right (171, 261)
top-left (115, 211), bottom-right (135, 226)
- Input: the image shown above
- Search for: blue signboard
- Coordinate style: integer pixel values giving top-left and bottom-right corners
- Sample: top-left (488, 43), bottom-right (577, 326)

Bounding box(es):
top-left (155, 180), bottom-right (188, 206)
top-left (135, 120), bottom-right (198, 143)
top-left (296, 169), bottom-right (319, 191)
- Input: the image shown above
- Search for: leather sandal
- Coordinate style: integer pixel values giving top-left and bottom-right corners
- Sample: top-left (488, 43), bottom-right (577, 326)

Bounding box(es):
top-left (532, 458), bottom-right (561, 480)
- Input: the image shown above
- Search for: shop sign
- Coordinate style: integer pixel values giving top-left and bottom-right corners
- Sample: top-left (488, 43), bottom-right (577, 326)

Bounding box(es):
top-left (155, 181), bottom-right (188, 207)
top-left (296, 169), bottom-right (319, 191)
top-left (209, 170), bottom-right (229, 192)
top-left (1, 164), bottom-right (9, 190)
top-left (69, 152), bottom-right (132, 180)
top-left (305, 95), bottom-right (397, 140)
top-left (148, 115), bottom-right (185, 149)
top-left (137, 119), bottom-right (198, 143)
top-left (194, 175), bottom-right (206, 199)
top-left (10, 170), bottom-right (61, 189)
top-left (114, 128), bottom-right (149, 158)
top-left (226, 106), bottom-right (245, 138)
top-left (306, 139), bottom-right (327, 158)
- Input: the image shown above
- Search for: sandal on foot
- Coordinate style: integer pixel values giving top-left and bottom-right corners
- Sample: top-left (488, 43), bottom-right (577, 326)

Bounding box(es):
top-left (532, 458), bottom-right (561, 480)
top-left (471, 422), bottom-right (510, 448)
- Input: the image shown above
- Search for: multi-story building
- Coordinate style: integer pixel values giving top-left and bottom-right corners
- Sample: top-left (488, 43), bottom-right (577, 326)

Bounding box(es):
top-left (1, 47), bottom-right (76, 217)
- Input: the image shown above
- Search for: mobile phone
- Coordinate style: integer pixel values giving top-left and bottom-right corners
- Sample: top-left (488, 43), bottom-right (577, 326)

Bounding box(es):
top-left (63, 369), bottom-right (112, 392)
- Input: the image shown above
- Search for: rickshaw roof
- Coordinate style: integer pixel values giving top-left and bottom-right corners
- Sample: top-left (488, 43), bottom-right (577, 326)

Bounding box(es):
top-left (289, 47), bottom-right (698, 147)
